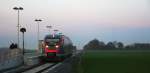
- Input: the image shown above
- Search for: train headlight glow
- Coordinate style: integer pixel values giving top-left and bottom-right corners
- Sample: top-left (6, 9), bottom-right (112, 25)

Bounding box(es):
top-left (46, 45), bottom-right (49, 48)
top-left (55, 45), bottom-right (59, 48)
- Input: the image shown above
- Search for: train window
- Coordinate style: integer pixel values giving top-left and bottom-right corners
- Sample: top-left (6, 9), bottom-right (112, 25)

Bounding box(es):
top-left (46, 39), bottom-right (60, 45)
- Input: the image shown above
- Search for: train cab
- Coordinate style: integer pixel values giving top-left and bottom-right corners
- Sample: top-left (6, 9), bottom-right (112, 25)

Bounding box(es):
top-left (42, 34), bottom-right (73, 60)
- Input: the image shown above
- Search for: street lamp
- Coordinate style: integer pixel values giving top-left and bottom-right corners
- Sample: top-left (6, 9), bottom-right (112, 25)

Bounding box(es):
top-left (13, 7), bottom-right (23, 48)
top-left (35, 19), bottom-right (42, 50)
top-left (54, 29), bottom-right (58, 34)
top-left (20, 27), bottom-right (26, 55)
top-left (46, 25), bottom-right (52, 34)
top-left (20, 27), bottom-right (26, 65)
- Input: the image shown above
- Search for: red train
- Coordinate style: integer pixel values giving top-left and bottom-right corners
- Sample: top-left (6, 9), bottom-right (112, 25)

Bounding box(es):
top-left (41, 34), bottom-right (74, 61)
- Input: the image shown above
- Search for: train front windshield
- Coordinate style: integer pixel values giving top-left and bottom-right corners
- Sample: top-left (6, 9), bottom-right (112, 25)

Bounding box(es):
top-left (45, 39), bottom-right (60, 46)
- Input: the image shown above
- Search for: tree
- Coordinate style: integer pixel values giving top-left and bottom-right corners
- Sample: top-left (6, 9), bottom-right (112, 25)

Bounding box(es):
top-left (106, 42), bottom-right (115, 49)
top-left (117, 42), bottom-right (124, 49)
top-left (84, 39), bottom-right (100, 50)
top-left (99, 41), bottom-right (105, 50)
top-left (83, 39), bottom-right (125, 50)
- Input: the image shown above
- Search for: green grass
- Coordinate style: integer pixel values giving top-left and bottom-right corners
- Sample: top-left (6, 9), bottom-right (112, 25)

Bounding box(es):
top-left (80, 51), bottom-right (150, 73)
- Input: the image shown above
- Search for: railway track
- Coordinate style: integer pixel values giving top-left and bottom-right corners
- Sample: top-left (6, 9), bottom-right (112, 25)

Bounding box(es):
top-left (3, 63), bottom-right (57, 73)
top-left (22, 63), bottom-right (57, 73)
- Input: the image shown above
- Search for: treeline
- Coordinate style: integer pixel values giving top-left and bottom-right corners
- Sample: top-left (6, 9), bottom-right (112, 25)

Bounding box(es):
top-left (84, 39), bottom-right (150, 50)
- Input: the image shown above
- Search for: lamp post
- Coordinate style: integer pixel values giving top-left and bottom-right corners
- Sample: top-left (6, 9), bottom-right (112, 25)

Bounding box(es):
top-left (20, 27), bottom-right (26, 65)
top-left (35, 19), bottom-right (42, 50)
top-left (20, 28), bottom-right (26, 55)
top-left (46, 25), bottom-right (52, 34)
top-left (52, 29), bottom-right (58, 37)
top-left (13, 7), bottom-right (23, 48)
top-left (54, 29), bottom-right (58, 34)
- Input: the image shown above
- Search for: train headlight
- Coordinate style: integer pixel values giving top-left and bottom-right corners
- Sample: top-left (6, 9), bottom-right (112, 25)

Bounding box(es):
top-left (55, 45), bottom-right (59, 48)
top-left (45, 45), bottom-right (49, 48)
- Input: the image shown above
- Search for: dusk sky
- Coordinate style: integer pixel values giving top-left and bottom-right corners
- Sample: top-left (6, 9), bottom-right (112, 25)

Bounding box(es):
top-left (0, 0), bottom-right (150, 49)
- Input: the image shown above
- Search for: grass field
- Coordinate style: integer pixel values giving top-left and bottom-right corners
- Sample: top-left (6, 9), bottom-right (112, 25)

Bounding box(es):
top-left (79, 50), bottom-right (150, 73)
